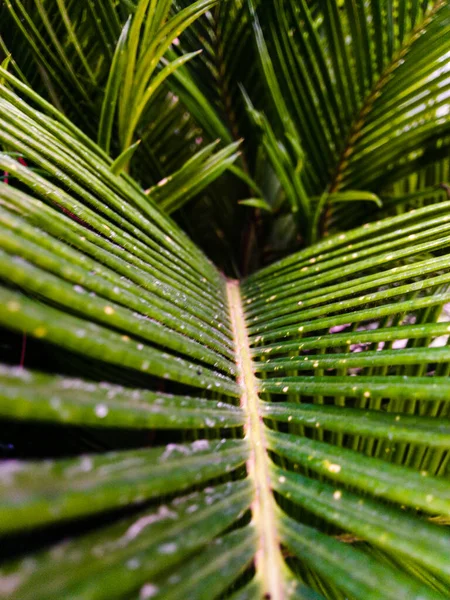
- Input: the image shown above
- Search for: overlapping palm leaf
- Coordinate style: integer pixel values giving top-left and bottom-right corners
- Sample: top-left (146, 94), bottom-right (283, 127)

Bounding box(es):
top-left (0, 69), bottom-right (450, 599)
top-left (3, 0), bottom-right (450, 270)
top-left (243, 0), bottom-right (450, 245)
top-left (1, 0), bottom-right (236, 194)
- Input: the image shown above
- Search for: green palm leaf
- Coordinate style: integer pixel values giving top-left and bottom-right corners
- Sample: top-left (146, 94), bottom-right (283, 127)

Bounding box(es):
top-left (1, 3), bottom-right (450, 599)
top-left (243, 0), bottom-right (450, 243)
top-left (3, 0), bottom-right (450, 263)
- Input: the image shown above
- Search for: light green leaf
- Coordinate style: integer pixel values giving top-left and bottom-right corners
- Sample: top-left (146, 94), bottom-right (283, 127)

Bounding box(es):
top-left (327, 190), bottom-right (382, 207)
top-left (98, 16), bottom-right (131, 154)
top-left (0, 439), bottom-right (248, 534)
top-left (239, 198), bottom-right (273, 212)
top-left (110, 139), bottom-right (141, 175)
top-left (0, 365), bottom-right (244, 430)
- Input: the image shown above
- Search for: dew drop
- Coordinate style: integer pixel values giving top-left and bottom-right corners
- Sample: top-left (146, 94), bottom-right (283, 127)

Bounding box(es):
top-left (95, 404), bottom-right (109, 418)
top-left (140, 584), bottom-right (159, 599)
top-left (127, 558), bottom-right (141, 570)
top-left (159, 542), bottom-right (177, 554)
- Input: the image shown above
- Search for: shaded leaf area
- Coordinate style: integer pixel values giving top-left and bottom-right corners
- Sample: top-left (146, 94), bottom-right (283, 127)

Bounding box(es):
top-left (169, 0), bottom-right (257, 147)
top-left (170, 0), bottom-right (450, 270)
top-left (168, 0), bottom-right (450, 230)
top-left (164, 0), bottom-right (266, 275)
top-left (167, 0), bottom-right (262, 195)
top-left (0, 0), bottom-right (122, 123)
top-left (242, 201), bottom-right (450, 597)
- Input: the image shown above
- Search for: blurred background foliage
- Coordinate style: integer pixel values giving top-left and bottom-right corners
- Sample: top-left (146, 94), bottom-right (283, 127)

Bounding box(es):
top-left (1, 0), bottom-right (449, 275)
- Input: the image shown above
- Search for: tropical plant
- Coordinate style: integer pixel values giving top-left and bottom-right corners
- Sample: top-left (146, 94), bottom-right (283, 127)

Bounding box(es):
top-left (0, 0), bottom-right (450, 599)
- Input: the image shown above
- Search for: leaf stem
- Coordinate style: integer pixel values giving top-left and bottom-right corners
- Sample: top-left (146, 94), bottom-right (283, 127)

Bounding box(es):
top-left (226, 279), bottom-right (284, 599)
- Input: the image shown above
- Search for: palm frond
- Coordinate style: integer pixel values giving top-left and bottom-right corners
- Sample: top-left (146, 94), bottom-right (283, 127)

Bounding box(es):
top-left (3, 146), bottom-right (450, 595)
top-left (247, 0), bottom-right (450, 241)
top-left (240, 199), bottom-right (450, 597)
top-left (1, 4), bottom-right (450, 599)
top-left (2, 1), bottom-right (217, 184)
top-left (169, 0), bottom-right (259, 150)
top-left (0, 479), bottom-right (251, 599)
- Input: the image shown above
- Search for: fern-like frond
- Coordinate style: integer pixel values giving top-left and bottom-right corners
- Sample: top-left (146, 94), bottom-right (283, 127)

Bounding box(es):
top-left (1, 5), bottom-right (450, 599)
top-left (247, 0), bottom-right (450, 243)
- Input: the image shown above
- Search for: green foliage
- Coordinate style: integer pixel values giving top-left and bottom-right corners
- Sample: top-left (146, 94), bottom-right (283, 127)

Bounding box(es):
top-left (0, 1), bottom-right (450, 599)
top-left (3, 0), bottom-right (449, 270)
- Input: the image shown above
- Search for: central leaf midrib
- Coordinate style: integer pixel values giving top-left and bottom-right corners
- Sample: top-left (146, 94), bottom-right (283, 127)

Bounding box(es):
top-left (226, 279), bottom-right (285, 600)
